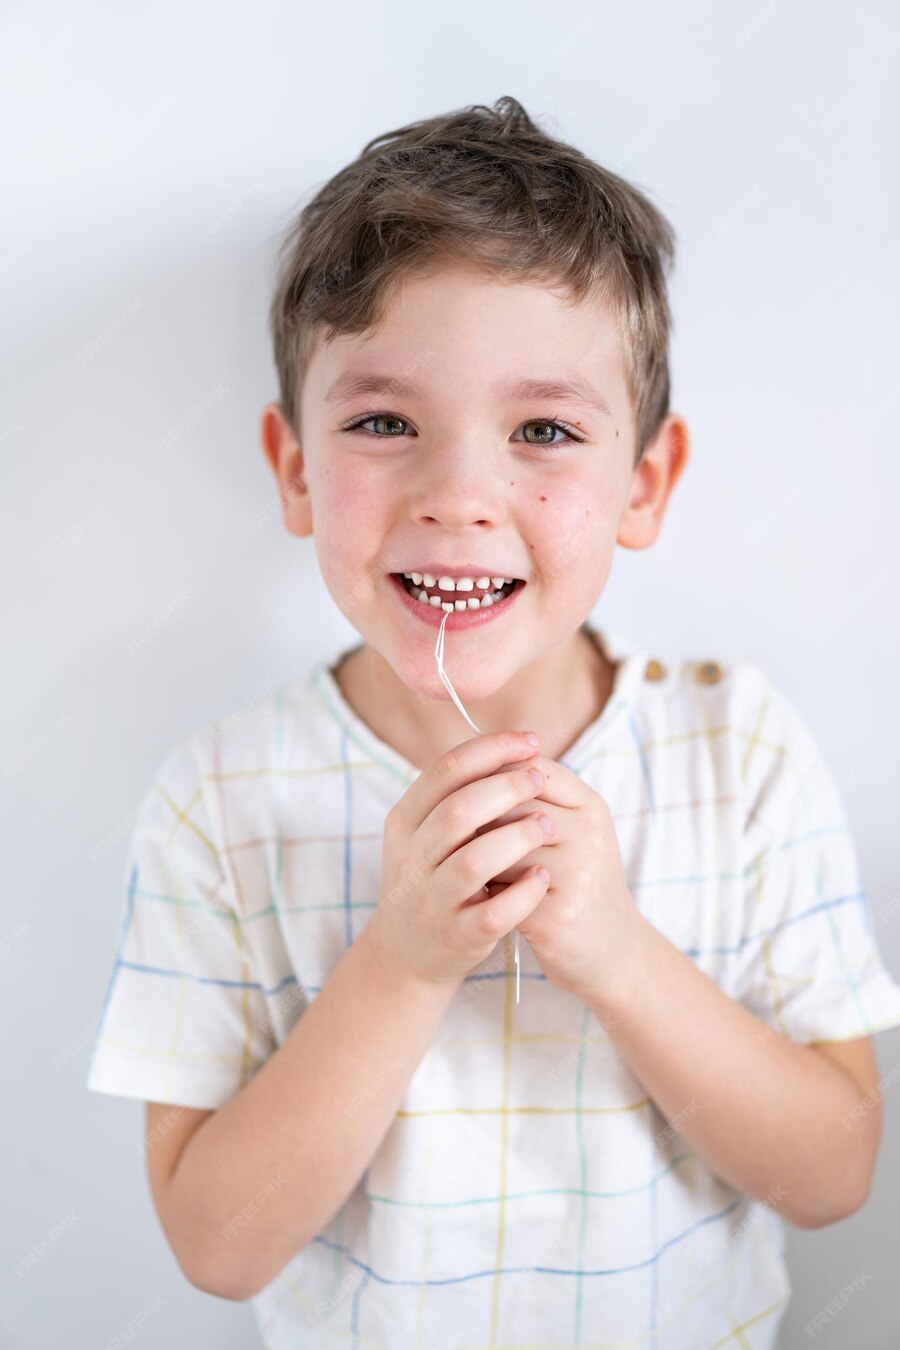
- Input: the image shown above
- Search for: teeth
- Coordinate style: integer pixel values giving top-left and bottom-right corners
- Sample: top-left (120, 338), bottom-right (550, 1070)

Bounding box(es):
top-left (402, 572), bottom-right (514, 589)
top-left (407, 582), bottom-right (510, 610)
top-left (399, 570), bottom-right (520, 614)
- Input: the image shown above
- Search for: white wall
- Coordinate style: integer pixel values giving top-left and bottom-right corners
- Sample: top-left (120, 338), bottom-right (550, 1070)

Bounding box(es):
top-left (2, 0), bottom-right (898, 1344)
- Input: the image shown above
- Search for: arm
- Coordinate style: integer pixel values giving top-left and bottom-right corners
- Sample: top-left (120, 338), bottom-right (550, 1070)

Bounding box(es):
top-left (586, 908), bottom-right (882, 1229)
top-left (155, 925), bottom-right (461, 1301)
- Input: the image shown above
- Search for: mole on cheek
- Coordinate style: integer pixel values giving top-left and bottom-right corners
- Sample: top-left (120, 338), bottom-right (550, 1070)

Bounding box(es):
top-left (539, 496), bottom-right (546, 502)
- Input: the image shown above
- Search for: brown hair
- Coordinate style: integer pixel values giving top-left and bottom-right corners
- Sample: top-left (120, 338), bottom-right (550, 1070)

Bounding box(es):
top-left (268, 95), bottom-right (676, 465)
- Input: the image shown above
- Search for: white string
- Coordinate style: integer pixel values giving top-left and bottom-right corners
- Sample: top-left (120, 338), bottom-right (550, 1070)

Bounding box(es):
top-left (434, 610), bottom-right (521, 1004)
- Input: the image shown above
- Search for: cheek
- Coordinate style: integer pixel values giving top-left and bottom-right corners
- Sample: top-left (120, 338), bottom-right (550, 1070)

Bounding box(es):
top-left (539, 478), bottom-right (617, 577)
top-left (310, 466), bottom-right (385, 609)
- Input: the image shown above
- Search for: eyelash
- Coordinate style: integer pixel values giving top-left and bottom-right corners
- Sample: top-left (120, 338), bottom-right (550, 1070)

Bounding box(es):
top-left (338, 411), bottom-right (585, 449)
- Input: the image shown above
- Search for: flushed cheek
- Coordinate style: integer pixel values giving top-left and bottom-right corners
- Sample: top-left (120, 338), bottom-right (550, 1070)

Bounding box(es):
top-left (310, 467), bottom-right (387, 614)
top-left (535, 481), bottom-right (615, 584)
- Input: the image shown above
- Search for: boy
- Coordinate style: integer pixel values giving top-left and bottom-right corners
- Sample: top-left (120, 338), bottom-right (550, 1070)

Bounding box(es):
top-left (86, 97), bottom-right (900, 1347)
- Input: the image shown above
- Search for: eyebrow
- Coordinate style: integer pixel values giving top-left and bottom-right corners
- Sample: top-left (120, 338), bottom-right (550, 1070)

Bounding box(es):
top-left (323, 371), bottom-right (613, 418)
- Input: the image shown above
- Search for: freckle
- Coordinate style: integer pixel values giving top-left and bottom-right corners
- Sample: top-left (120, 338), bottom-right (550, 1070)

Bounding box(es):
top-left (615, 429), bottom-right (619, 437)
top-left (539, 495), bottom-right (547, 502)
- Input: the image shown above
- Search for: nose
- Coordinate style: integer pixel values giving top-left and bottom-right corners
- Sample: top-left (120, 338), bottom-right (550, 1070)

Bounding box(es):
top-left (405, 437), bottom-right (507, 528)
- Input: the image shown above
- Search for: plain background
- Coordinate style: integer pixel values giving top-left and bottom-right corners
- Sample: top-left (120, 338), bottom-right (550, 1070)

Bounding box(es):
top-left (2, 0), bottom-right (899, 1345)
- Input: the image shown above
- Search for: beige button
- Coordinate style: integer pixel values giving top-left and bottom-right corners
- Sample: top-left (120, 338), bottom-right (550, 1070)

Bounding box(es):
top-left (643, 658), bottom-right (667, 682)
top-left (695, 660), bottom-right (722, 685)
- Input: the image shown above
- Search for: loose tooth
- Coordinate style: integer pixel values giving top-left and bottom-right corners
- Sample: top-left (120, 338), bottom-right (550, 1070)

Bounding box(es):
top-left (429, 595), bottom-right (442, 607)
top-left (481, 593), bottom-right (494, 606)
top-left (476, 576), bottom-right (490, 589)
top-left (456, 577), bottom-right (474, 591)
top-left (416, 589), bottom-right (429, 602)
top-left (423, 573), bottom-right (436, 587)
top-left (491, 577), bottom-right (506, 590)
top-left (441, 601), bottom-right (454, 612)
top-left (411, 572), bottom-right (423, 585)
top-left (454, 600), bottom-right (467, 611)
top-left (438, 576), bottom-right (455, 590)
top-left (467, 597), bottom-right (480, 609)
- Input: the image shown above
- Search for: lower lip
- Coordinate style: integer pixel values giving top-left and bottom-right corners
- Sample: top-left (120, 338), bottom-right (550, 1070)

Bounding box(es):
top-left (388, 574), bottom-right (526, 630)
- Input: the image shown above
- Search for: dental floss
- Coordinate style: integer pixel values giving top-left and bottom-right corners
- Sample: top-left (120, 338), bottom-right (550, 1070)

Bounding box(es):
top-left (434, 610), bottom-right (522, 1004)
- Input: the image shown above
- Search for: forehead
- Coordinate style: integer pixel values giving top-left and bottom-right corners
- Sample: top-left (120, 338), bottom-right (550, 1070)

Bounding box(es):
top-left (304, 263), bottom-right (628, 407)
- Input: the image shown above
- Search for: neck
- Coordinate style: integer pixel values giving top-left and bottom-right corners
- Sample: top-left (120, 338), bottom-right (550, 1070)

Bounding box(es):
top-left (331, 624), bottom-right (616, 770)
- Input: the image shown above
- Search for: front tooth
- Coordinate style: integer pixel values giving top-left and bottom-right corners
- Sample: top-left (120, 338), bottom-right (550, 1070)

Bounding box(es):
top-left (438, 576), bottom-right (456, 591)
top-left (454, 599), bottom-right (467, 611)
top-left (441, 601), bottom-right (454, 612)
top-left (410, 572), bottom-right (423, 585)
top-left (467, 597), bottom-right (480, 609)
top-left (423, 573), bottom-right (436, 587)
top-left (456, 577), bottom-right (474, 591)
top-left (491, 576), bottom-right (507, 590)
top-left (481, 592), bottom-right (494, 606)
top-left (429, 595), bottom-right (442, 607)
top-left (476, 576), bottom-right (490, 589)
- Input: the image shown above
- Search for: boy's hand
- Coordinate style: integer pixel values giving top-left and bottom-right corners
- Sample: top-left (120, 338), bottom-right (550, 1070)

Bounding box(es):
top-left (479, 754), bottom-right (639, 1000)
top-left (365, 732), bottom-right (553, 988)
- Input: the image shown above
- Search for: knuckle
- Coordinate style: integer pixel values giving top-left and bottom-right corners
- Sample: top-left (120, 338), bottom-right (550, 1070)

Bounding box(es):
top-left (459, 848), bottom-right (484, 883)
top-left (437, 747), bottom-right (459, 778)
top-left (478, 904), bottom-right (501, 937)
top-left (443, 798), bottom-right (468, 832)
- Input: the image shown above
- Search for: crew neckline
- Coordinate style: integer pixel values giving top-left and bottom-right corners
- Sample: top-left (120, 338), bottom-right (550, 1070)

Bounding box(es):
top-left (310, 622), bottom-right (649, 786)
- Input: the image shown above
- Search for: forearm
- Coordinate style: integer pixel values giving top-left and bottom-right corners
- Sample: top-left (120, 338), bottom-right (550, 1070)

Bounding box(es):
top-left (585, 909), bottom-right (875, 1228)
top-left (167, 925), bottom-right (460, 1299)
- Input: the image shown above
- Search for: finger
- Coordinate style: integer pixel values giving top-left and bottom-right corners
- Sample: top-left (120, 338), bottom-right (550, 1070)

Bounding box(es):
top-left (437, 811), bottom-right (554, 901)
top-left (425, 761), bottom-right (549, 869)
top-left (398, 731), bottom-right (543, 833)
top-left (458, 866), bottom-right (550, 940)
top-left (511, 754), bottom-right (584, 809)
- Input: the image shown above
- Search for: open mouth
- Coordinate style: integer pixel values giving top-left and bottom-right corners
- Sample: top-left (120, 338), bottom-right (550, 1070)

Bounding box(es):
top-left (393, 573), bottom-right (522, 611)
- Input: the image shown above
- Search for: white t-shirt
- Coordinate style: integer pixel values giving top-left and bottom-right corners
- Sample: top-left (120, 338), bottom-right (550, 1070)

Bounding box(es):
top-left (86, 625), bottom-right (900, 1348)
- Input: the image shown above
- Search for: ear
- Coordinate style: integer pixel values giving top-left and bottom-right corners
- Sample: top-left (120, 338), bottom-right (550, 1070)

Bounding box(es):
top-left (259, 402), bottom-right (314, 538)
top-left (617, 412), bottom-right (690, 550)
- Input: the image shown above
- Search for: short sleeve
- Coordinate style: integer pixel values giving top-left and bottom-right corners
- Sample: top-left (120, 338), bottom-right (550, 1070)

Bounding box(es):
top-left (85, 734), bottom-right (276, 1108)
top-left (730, 682), bottom-right (900, 1044)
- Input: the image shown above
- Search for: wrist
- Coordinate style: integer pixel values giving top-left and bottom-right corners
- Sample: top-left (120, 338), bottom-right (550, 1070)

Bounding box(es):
top-left (578, 903), bottom-right (655, 1027)
top-left (358, 917), bottom-right (464, 1005)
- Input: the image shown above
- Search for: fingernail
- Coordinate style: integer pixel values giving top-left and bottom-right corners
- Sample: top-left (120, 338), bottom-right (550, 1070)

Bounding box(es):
top-left (524, 732), bottom-right (541, 746)
top-left (538, 814), bottom-right (554, 834)
top-left (528, 769), bottom-right (544, 788)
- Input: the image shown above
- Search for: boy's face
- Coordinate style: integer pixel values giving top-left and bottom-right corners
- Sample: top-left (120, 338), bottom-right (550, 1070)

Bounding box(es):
top-left (262, 263), bottom-right (686, 706)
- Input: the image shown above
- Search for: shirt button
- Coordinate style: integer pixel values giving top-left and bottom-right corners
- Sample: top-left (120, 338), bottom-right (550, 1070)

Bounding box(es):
top-left (695, 660), bottom-right (722, 685)
top-left (643, 658), bottom-right (667, 681)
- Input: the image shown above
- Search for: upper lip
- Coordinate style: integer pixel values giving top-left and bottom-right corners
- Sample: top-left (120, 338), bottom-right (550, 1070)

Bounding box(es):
top-left (392, 564), bottom-right (526, 580)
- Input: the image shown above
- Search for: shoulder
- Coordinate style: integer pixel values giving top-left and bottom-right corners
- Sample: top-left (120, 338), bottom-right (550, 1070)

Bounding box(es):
top-left (626, 644), bottom-right (828, 821)
top-left (634, 646), bottom-right (818, 758)
top-left (140, 669), bottom-right (326, 839)
top-left (154, 670), bottom-right (325, 776)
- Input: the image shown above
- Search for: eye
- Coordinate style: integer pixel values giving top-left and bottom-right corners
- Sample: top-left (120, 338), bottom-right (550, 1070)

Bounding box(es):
top-left (338, 411), bottom-right (585, 447)
top-left (514, 418), bottom-right (584, 449)
top-left (340, 411), bottom-right (414, 438)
